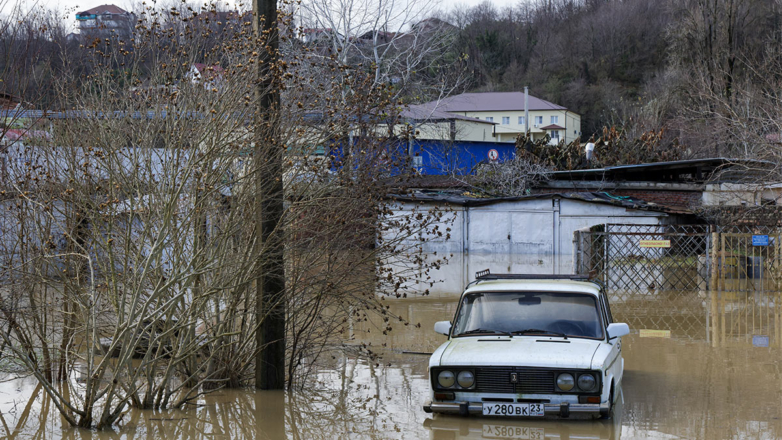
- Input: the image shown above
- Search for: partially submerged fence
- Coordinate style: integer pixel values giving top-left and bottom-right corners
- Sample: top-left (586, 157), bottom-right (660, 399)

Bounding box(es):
top-left (575, 224), bottom-right (782, 346)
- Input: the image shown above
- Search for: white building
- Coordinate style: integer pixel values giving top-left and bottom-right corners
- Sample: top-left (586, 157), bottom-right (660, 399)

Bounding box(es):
top-left (383, 192), bottom-right (677, 277)
top-left (187, 64), bottom-right (225, 90)
top-left (75, 4), bottom-right (135, 43)
top-left (420, 92), bottom-right (581, 144)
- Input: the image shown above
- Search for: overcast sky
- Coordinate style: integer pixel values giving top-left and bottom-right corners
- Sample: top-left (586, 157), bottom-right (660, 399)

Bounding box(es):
top-left (33, 0), bottom-right (519, 31)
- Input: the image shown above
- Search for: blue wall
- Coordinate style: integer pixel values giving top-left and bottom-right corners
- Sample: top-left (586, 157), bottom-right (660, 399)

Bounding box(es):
top-left (328, 139), bottom-right (516, 176)
top-left (413, 140), bottom-right (516, 175)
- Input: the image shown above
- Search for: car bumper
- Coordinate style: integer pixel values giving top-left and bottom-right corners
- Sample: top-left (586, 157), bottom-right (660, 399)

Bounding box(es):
top-left (423, 401), bottom-right (610, 417)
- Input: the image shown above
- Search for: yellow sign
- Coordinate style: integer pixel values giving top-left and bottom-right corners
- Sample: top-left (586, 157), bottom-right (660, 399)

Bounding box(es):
top-left (639, 329), bottom-right (671, 338)
top-left (639, 240), bottom-right (671, 248)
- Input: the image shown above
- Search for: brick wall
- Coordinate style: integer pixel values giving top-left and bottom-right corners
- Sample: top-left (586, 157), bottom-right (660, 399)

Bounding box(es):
top-left (611, 190), bottom-right (701, 208)
top-left (531, 187), bottom-right (702, 208)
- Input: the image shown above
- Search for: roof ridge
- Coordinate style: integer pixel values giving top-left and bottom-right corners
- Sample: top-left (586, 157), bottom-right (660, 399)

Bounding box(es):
top-left (426, 91), bottom-right (570, 113)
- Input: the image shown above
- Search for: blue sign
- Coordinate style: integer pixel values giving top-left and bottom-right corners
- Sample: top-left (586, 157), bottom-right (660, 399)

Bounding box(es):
top-left (753, 335), bottom-right (770, 347)
top-left (752, 235), bottom-right (769, 246)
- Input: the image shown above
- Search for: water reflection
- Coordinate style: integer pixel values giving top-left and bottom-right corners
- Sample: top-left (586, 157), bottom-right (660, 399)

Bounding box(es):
top-left (423, 391), bottom-right (623, 440)
top-left (3, 252), bottom-right (782, 438)
top-left (424, 411), bottom-right (621, 440)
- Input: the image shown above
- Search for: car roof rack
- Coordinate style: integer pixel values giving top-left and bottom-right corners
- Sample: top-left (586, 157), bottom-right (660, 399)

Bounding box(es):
top-left (473, 269), bottom-right (595, 283)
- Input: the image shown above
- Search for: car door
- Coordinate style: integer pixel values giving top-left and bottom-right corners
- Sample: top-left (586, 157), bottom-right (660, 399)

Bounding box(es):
top-left (600, 290), bottom-right (623, 395)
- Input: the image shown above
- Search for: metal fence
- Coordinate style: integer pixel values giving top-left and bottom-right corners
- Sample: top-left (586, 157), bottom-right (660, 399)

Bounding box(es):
top-left (575, 224), bottom-right (782, 346)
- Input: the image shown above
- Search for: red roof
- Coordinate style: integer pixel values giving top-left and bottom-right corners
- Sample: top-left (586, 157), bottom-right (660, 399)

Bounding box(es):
top-left (4, 129), bottom-right (51, 142)
top-left (540, 124), bottom-right (565, 130)
top-left (193, 63), bottom-right (224, 74)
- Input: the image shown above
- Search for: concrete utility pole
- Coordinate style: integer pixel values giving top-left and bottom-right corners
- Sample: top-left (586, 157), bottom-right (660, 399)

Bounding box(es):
top-left (524, 86), bottom-right (529, 134)
top-left (253, 0), bottom-right (285, 390)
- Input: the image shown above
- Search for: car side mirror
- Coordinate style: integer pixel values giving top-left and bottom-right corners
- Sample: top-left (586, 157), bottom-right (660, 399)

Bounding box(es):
top-left (607, 323), bottom-right (630, 340)
top-left (434, 321), bottom-right (452, 336)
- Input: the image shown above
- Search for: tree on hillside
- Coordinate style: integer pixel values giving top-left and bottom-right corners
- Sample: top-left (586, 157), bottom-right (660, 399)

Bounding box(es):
top-left (298, 0), bottom-right (465, 103)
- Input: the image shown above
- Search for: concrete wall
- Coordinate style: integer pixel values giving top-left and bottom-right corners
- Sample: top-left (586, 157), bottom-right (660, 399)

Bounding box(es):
top-left (703, 183), bottom-right (782, 206)
top-left (383, 252), bottom-right (574, 299)
top-left (414, 120), bottom-right (496, 143)
top-left (452, 109), bottom-right (581, 144)
top-left (381, 119), bottom-right (496, 143)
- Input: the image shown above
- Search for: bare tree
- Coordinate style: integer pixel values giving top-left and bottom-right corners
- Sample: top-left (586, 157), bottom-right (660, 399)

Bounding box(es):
top-left (0, 0), bottom-right (452, 430)
top-left (473, 155), bottom-right (551, 196)
top-left (297, 0), bottom-right (463, 102)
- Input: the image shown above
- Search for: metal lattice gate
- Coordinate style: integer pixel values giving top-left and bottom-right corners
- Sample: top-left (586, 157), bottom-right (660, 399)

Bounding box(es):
top-left (710, 226), bottom-right (782, 347)
top-left (575, 224), bottom-right (782, 346)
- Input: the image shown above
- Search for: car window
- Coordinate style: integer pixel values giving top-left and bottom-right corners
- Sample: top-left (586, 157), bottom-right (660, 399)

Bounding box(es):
top-left (452, 291), bottom-right (604, 339)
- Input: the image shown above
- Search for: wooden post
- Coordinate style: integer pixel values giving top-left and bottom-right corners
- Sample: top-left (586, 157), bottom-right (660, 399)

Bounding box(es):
top-left (254, 0), bottom-right (285, 390)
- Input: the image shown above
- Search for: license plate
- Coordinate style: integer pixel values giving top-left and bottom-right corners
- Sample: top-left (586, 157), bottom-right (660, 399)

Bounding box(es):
top-left (483, 425), bottom-right (544, 439)
top-left (482, 403), bottom-right (545, 417)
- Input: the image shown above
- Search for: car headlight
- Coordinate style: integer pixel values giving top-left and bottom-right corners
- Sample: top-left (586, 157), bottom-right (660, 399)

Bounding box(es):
top-left (556, 373), bottom-right (575, 391)
top-left (438, 370), bottom-right (455, 388)
top-left (577, 373), bottom-right (596, 391)
top-left (457, 371), bottom-right (475, 388)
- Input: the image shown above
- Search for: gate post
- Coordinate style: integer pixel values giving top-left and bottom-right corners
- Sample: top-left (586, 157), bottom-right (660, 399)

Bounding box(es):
top-left (710, 228), bottom-right (720, 348)
top-left (777, 227), bottom-right (781, 347)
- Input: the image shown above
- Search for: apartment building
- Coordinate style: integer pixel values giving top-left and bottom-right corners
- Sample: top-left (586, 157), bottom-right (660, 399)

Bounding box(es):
top-left (425, 91), bottom-right (581, 144)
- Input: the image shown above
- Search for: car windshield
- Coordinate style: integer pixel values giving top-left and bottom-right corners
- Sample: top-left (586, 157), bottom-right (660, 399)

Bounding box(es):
top-left (452, 291), bottom-right (604, 339)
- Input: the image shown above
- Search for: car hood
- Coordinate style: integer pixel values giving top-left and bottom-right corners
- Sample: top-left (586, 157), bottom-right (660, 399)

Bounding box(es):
top-left (437, 336), bottom-right (601, 369)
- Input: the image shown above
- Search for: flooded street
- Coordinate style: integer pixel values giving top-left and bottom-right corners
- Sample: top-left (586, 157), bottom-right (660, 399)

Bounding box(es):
top-left (2, 253), bottom-right (782, 439)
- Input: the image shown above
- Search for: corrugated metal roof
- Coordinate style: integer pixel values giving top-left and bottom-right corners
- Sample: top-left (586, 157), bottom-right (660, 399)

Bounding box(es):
top-left (423, 92), bottom-right (569, 113)
top-left (548, 158), bottom-right (774, 182)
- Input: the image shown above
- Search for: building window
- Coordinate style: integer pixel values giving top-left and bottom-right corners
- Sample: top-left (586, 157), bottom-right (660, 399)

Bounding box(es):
top-left (551, 116), bottom-right (559, 124)
top-left (502, 117), bottom-right (509, 125)
top-left (534, 116), bottom-right (543, 125)
top-left (518, 116), bottom-right (525, 125)
top-left (551, 130), bottom-right (560, 139)
top-left (486, 117), bottom-right (494, 122)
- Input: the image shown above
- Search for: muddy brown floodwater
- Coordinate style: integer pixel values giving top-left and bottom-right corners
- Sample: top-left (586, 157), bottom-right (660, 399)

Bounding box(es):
top-left (2, 255), bottom-right (782, 439)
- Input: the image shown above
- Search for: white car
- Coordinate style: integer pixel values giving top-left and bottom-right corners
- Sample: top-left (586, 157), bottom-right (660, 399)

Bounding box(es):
top-left (423, 271), bottom-right (629, 419)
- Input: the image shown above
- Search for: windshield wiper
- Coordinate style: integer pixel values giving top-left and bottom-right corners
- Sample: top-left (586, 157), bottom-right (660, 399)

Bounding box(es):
top-left (512, 329), bottom-right (568, 339)
top-left (460, 328), bottom-right (513, 338)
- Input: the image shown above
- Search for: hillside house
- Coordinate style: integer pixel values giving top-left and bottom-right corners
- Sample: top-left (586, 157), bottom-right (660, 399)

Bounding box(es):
top-left (75, 4), bottom-right (134, 43)
top-left (410, 17), bottom-right (457, 34)
top-left (299, 28), bottom-right (342, 45)
top-left (187, 64), bottom-right (225, 90)
top-left (0, 93), bottom-right (21, 110)
top-left (421, 92), bottom-right (581, 144)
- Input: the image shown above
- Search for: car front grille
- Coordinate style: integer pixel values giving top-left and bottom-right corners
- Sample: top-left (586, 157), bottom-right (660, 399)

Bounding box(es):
top-left (474, 367), bottom-right (556, 394)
